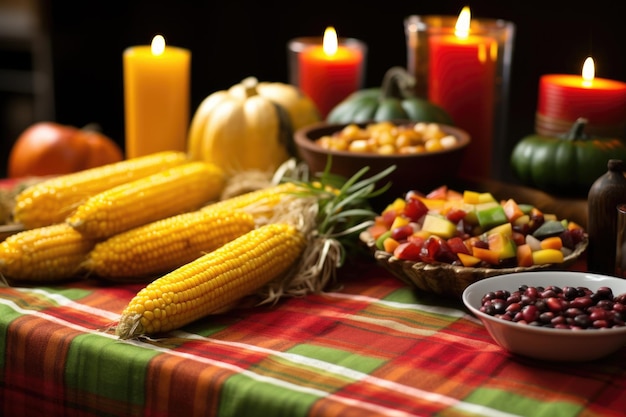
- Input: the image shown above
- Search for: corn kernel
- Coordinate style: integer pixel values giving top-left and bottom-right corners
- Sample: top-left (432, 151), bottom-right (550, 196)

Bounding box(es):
top-left (440, 135), bottom-right (458, 148)
top-left (377, 144), bottom-right (396, 155)
top-left (376, 130), bottom-right (395, 146)
top-left (424, 138), bottom-right (444, 152)
top-left (349, 139), bottom-right (370, 153)
top-left (342, 124), bottom-right (363, 139)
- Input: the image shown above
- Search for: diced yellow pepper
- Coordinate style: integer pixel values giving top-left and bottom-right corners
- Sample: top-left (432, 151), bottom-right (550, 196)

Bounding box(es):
top-left (532, 249), bottom-right (564, 265)
top-left (383, 237), bottom-right (400, 253)
top-left (485, 222), bottom-right (513, 237)
top-left (390, 216), bottom-right (410, 230)
top-left (383, 198), bottom-right (406, 215)
top-left (417, 197), bottom-right (446, 210)
top-left (457, 252), bottom-right (482, 267)
top-left (412, 230), bottom-right (432, 240)
top-left (477, 192), bottom-right (496, 204)
top-left (463, 190), bottom-right (481, 204)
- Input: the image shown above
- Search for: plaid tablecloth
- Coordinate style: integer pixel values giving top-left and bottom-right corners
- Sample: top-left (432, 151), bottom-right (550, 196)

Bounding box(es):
top-left (1, 260), bottom-right (624, 417)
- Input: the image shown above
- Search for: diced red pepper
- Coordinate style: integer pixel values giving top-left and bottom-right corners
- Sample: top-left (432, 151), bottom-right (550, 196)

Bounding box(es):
top-left (407, 233), bottom-right (426, 248)
top-left (447, 236), bottom-right (471, 255)
top-left (394, 241), bottom-right (422, 261)
top-left (426, 185), bottom-right (448, 200)
top-left (403, 197), bottom-right (429, 221)
top-left (368, 223), bottom-right (389, 240)
top-left (391, 224), bottom-right (414, 241)
top-left (446, 207), bottom-right (467, 223)
top-left (435, 239), bottom-right (460, 263)
top-left (419, 236), bottom-right (442, 263)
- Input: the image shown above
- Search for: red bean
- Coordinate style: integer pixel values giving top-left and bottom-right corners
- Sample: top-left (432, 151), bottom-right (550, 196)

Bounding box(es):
top-left (521, 305), bottom-right (539, 322)
top-left (570, 296), bottom-right (593, 309)
top-left (546, 297), bottom-right (565, 312)
top-left (562, 286), bottom-right (578, 300)
top-left (506, 302), bottom-right (522, 313)
top-left (539, 311), bottom-right (555, 323)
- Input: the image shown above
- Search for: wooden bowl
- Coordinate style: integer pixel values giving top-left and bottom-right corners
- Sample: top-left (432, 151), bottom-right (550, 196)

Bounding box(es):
top-left (360, 231), bottom-right (588, 298)
top-left (293, 121), bottom-right (470, 206)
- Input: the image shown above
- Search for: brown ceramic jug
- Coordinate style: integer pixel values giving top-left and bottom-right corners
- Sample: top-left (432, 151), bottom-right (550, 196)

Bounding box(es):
top-left (587, 159), bottom-right (626, 275)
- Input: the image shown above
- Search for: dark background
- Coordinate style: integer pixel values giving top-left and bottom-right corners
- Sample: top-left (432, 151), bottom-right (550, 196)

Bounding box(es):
top-left (2, 0), bottom-right (626, 180)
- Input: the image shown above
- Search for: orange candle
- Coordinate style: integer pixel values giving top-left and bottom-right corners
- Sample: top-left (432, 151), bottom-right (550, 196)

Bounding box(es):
top-left (123, 35), bottom-right (190, 158)
top-left (428, 7), bottom-right (497, 178)
top-left (537, 57), bottom-right (626, 137)
top-left (298, 27), bottom-right (365, 118)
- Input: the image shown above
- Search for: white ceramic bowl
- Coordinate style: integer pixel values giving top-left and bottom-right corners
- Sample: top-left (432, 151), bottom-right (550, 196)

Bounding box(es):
top-left (462, 271), bottom-right (626, 362)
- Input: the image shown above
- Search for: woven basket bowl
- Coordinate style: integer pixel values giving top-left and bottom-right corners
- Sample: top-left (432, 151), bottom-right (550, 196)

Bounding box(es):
top-left (360, 231), bottom-right (589, 298)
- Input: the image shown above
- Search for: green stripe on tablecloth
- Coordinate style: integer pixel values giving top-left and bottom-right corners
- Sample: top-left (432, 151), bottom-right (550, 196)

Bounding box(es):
top-left (463, 388), bottom-right (583, 417)
top-left (383, 286), bottom-right (465, 310)
top-left (0, 304), bottom-right (22, 374)
top-left (182, 320), bottom-right (234, 337)
top-left (383, 287), bottom-right (432, 304)
top-left (20, 287), bottom-right (93, 304)
top-left (219, 373), bottom-right (320, 417)
top-left (65, 333), bottom-right (159, 407)
top-left (288, 344), bottom-right (384, 374)
top-left (34, 286), bottom-right (93, 300)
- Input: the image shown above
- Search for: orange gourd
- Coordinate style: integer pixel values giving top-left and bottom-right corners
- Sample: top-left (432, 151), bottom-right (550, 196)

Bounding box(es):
top-left (8, 122), bottom-right (123, 178)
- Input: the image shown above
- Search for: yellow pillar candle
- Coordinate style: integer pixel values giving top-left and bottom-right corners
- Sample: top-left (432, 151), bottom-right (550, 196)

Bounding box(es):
top-left (123, 35), bottom-right (190, 158)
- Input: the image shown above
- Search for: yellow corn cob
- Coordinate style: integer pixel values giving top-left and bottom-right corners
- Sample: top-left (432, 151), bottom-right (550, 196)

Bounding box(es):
top-left (83, 209), bottom-right (255, 280)
top-left (116, 222), bottom-right (305, 339)
top-left (13, 151), bottom-right (189, 229)
top-left (67, 161), bottom-right (225, 239)
top-left (206, 181), bottom-right (300, 220)
top-left (0, 223), bottom-right (97, 282)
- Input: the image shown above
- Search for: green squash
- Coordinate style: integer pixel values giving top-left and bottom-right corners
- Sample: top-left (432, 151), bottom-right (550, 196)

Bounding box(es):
top-left (327, 67), bottom-right (453, 125)
top-left (510, 118), bottom-right (626, 196)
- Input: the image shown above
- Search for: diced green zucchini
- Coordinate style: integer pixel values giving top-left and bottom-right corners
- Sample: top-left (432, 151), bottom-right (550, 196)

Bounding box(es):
top-left (476, 205), bottom-right (508, 230)
top-left (376, 230), bottom-right (392, 250)
top-left (532, 220), bottom-right (566, 239)
top-left (518, 204), bottom-right (534, 215)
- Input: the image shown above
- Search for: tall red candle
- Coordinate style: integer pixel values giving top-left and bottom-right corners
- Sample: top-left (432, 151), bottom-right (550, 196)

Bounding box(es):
top-left (298, 27), bottom-right (365, 118)
top-left (536, 58), bottom-right (626, 138)
top-left (427, 7), bottom-right (497, 178)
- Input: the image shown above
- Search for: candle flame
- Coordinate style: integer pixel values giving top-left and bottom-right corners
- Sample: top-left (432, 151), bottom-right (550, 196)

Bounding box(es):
top-left (323, 27), bottom-right (338, 56)
top-left (455, 6), bottom-right (471, 39)
top-left (582, 56), bottom-right (595, 87)
top-left (151, 35), bottom-right (166, 56)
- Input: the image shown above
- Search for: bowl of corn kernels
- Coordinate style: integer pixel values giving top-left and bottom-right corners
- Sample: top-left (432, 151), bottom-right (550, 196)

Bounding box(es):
top-left (293, 120), bottom-right (470, 202)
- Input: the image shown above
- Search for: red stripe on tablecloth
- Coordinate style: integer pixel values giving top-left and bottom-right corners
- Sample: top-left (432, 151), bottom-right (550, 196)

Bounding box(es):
top-left (3, 316), bottom-right (76, 416)
top-left (143, 353), bottom-right (233, 417)
top-left (0, 283), bottom-right (143, 417)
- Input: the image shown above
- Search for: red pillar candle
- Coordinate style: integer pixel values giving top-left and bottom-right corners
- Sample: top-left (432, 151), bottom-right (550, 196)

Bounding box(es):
top-left (298, 27), bottom-right (365, 118)
top-left (536, 57), bottom-right (626, 138)
top-left (427, 7), bottom-right (498, 178)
